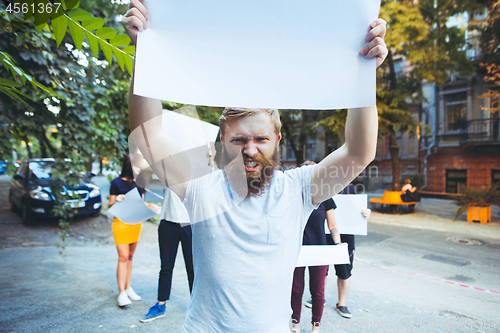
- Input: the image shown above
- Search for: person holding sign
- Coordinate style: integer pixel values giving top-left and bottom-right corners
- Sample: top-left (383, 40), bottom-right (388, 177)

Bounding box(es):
top-left (123, 1), bottom-right (387, 331)
top-left (326, 184), bottom-right (371, 318)
top-left (291, 161), bottom-right (338, 332)
top-left (109, 155), bottom-right (145, 307)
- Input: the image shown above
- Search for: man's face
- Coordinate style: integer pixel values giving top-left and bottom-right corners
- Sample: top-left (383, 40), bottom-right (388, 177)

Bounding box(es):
top-left (221, 112), bottom-right (281, 196)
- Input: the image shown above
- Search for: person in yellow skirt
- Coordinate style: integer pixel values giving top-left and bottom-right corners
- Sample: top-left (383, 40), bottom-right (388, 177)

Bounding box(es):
top-left (109, 155), bottom-right (145, 307)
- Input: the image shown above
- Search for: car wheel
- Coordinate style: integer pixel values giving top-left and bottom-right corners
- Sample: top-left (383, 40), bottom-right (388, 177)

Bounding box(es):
top-left (21, 202), bottom-right (32, 225)
top-left (9, 191), bottom-right (17, 212)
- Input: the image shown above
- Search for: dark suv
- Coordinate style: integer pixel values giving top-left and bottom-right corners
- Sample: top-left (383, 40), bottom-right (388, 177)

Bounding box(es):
top-left (9, 158), bottom-right (102, 224)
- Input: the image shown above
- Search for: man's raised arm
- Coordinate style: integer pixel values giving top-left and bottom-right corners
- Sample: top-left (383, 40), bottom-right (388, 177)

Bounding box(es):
top-left (311, 19), bottom-right (388, 205)
top-left (123, 0), bottom-right (190, 200)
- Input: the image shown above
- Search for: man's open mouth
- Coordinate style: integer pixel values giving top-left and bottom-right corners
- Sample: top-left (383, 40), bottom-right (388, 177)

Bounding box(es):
top-left (244, 160), bottom-right (260, 171)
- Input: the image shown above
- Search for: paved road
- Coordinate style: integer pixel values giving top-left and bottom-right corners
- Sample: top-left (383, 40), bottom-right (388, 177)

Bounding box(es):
top-left (1, 175), bottom-right (500, 332)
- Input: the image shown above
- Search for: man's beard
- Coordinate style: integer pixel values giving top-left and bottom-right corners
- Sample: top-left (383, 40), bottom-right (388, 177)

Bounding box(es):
top-left (220, 145), bottom-right (280, 198)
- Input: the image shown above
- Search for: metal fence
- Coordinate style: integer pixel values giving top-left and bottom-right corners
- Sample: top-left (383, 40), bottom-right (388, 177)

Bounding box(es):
top-left (461, 118), bottom-right (500, 144)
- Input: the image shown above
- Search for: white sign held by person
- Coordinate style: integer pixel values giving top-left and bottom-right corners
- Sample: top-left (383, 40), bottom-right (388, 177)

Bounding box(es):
top-left (134, 0), bottom-right (381, 110)
top-left (296, 244), bottom-right (350, 267)
top-left (332, 194), bottom-right (368, 235)
top-left (107, 188), bottom-right (159, 224)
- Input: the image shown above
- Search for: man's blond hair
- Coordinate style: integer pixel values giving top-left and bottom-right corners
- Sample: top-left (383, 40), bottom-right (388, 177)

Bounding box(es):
top-left (219, 108), bottom-right (281, 136)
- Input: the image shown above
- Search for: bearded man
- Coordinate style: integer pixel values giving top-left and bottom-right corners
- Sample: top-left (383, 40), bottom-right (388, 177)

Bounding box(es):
top-left (123, 1), bottom-right (388, 331)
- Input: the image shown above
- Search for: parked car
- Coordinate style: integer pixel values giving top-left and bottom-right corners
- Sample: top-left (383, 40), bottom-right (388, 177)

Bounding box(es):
top-left (9, 158), bottom-right (102, 224)
top-left (0, 160), bottom-right (6, 174)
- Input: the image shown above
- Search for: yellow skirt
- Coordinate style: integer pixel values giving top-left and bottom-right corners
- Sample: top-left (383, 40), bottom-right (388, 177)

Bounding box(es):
top-left (112, 217), bottom-right (142, 245)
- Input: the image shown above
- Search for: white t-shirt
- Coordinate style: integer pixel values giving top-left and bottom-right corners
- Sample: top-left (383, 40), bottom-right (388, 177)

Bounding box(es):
top-left (181, 165), bottom-right (316, 332)
top-left (160, 187), bottom-right (190, 223)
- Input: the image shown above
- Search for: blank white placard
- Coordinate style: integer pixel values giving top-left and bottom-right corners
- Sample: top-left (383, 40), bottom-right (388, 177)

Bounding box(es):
top-left (332, 194), bottom-right (368, 235)
top-left (134, 0), bottom-right (381, 109)
top-left (107, 188), bottom-right (158, 224)
top-left (296, 244), bottom-right (350, 267)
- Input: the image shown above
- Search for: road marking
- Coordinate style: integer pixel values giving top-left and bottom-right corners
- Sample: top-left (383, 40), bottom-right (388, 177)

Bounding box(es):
top-left (355, 257), bottom-right (500, 296)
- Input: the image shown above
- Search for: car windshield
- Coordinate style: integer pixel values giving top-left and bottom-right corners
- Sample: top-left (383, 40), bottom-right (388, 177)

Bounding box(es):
top-left (29, 161), bottom-right (54, 180)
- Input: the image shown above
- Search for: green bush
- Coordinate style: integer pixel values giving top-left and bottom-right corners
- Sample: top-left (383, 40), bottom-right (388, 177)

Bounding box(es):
top-left (451, 184), bottom-right (500, 219)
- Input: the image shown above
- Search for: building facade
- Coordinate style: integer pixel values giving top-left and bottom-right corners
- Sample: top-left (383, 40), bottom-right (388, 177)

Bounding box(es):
top-left (371, 8), bottom-right (500, 194)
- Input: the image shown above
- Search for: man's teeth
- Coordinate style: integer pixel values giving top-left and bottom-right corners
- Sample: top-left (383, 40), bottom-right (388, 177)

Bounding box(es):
top-left (245, 161), bottom-right (259, 167)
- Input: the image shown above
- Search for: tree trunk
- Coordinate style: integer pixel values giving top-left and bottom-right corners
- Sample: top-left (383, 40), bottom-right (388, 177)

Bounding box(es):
top-left (389, 134), bottom-right (401, 191)
top-left (288, 138), bottom-right (303, 167)
top-left (37, 133), bottom-right (48, 158)
top-left (84, 152), bottom-right (93, 173)
top-left (43, 131), bottom-right (57, 156)
top-left (387, 50), bottom-right (397, 91)
top-left (23, 135), bottom-right (33, 160)
top-left (281, 118), bottom-right (304, 167)
top-left (387, 50), bottom-right (401, 191)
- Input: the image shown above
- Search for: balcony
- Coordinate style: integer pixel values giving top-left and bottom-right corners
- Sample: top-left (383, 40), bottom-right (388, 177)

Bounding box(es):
top-left (460, 118), bottom-right (500, 145)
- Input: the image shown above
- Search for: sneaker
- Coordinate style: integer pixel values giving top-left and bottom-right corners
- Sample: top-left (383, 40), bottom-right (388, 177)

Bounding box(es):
top-left (125, 287), bottom-right (141, 301)
top-left (140, 302), bottom-right (166, 323)
top-left (305, 299), bottom-right (312, 308)
top-left (336, 304), bottom-right (352, 318)
top-left (117, 292), bottom-right (131, 306)
top-left (305, 299), bottom-right (326, 308)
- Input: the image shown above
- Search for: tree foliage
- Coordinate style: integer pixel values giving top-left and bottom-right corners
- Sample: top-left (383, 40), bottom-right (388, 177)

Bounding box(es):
top-left (0, 0), bottom-right (135, 246)
top-left (280, 110), bottom-right (328, 167)
top-left (375, 0), bottom-right (479, 190)
top-left (473, 0), bottom-right (500, 61)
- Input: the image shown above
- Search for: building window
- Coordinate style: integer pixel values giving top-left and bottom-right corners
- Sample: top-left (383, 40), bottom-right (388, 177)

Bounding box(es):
top-left (446, 170), bottom-right (467, 194)
top-left (492, 170), bottom-right (500, 188)
top-left (445, 92), bottom-right (467, 132)
top-left (394, 58), bottom-right (403, 78)
top-left (325, 136), bottom-right (336, 155)
top-left (306, 138), bottom-right (316, 161)
top-left (406, 134), bottom-right (415, 156)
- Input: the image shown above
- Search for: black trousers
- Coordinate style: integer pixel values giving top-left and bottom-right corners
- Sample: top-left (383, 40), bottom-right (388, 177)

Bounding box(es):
top-left (157, 220), bottom-right (194, 302)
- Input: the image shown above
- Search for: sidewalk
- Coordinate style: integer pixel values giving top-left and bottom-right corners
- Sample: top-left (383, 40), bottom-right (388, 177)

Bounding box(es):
top-left (367, 196), bottom-right (500, 240)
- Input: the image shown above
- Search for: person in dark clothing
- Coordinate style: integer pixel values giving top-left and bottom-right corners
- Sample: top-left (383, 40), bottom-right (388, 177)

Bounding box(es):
top-left (140, 187), bottom-right (194, 322)
top-left (291, 161), bottom-right (339, 333)
top-left (327, 184), bottom-right (370, 318)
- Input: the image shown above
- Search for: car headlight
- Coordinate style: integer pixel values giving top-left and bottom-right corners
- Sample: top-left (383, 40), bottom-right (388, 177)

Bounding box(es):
top-left (30, 187), bottom-right (52, 201)
top-left (89, 187), bottom-right (100, 198)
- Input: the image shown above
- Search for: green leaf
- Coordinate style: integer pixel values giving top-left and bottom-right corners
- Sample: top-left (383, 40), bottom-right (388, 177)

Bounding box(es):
top-left (68, 20), bottom-right (84, 50)
top-left (68, 8), bottom-right (91, 22)
top-left (52, 11), bottom-right (68, 47)
top-left (123, 45), bottom-right (135, 55)
top-left (124, 54), bottom-right (134, 75)
top-left (0, 87), bottom-right (32, 107)
top-left (97, 39), bottom-right (113, 64)
top-left (112, 48), bottom-right (125, 72)
top-left (84, 30), bottom-right (99, 56)
top-left (63, 0), bottom-right (80, 10)
top-left (96, 27), bottom-right (117, 40)
top-left (0, 79), bottom-right (23, 88)
top-left (109, 34), bottom-right (131, 47)
top-left (20, 0), bottom-right (35, 20)
top-left (29, 78), bottom-right (38, 90)
top-left (34, 0), bottom-right (51, 34)
top-left (82, 17), bottom-right (104, 30)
